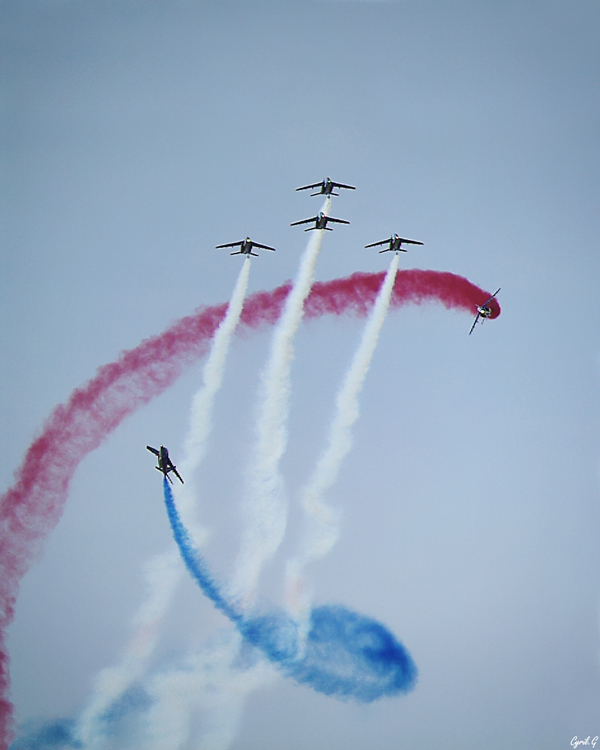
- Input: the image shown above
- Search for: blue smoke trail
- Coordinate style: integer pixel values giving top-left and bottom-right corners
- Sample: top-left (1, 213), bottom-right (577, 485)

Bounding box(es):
top-left (10, 687), bottom-right (153, 749)
top-left (162, 479), bottom-right (417, 702)
top-left (9, 720), bottom-right (82, 749)
top-left (163, 477), bottom-right (241, 625)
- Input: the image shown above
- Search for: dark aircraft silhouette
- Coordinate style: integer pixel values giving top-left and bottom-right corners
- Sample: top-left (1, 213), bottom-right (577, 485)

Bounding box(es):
top-left (295, 177), bottom-right (355, 197)
top-left (365, 234), bottom-right (424, 254)
top-left (147, 445), bottom-right (184, 484)
top-left (215, 237), bottom-right (276, 257)
top-left (290, 212), bottom-right (350, 232)
top-left (469, 288), bottom-right (501, 335)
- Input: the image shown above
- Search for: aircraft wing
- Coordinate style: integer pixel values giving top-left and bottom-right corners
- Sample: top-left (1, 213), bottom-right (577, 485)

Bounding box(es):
top-left (164, 455), bottom-right (184, 483)
top-left (295, 183), bottom-right (321, 192)
top-left (252, 242), bottom-right (276, 251)
top-left (364, 238), bottom-right (389, 248)
top-left (290, 217), bottom-right (316, 226)
top-left (332, 181), bottom-right (355, 190)
top-left (481, 288), bottom-right (501, 307)
top-left (326, 216), bottom-right (350, 225)
top-left (146, 445), bottom-right (160, 456)
top-left (215, 241), bottom-right (242, 249)
top-left (469, 314), bottom-right (480, 335)
top-left (398, 238), bottom-right (424, 245)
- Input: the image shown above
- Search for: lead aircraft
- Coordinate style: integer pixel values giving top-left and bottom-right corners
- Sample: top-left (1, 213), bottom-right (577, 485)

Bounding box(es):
top-left (295, 177), bottom-right (356, 197)
top-left (365, 234), bottom-right (424, 253)
top-left (147, 445), bottom-right (184, 484)
top-left (290, 212), bottom-right (350, 232)
top-left (215, 237), bottom-right (276, 257)
top-left (469, 289), bottom-right (501, 335)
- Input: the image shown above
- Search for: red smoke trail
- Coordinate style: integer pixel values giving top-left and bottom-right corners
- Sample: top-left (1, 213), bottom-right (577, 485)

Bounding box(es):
top-left (0, 269), bottom-right (499, 748)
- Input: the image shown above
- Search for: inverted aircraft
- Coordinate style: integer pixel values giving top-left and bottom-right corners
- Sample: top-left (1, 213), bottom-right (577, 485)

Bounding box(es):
top-left (469, 288), bottom-right (501, 335)
top-left (295, 178), bottom-right (356, 197)
top-left (147, 445), bottom-right (184, 484)
top-left (215, 237), bottom-right (276, 257)
top-left (365, 234), bottom-right (424, 253)
top-left (290, 212), bottom-right (350, 232)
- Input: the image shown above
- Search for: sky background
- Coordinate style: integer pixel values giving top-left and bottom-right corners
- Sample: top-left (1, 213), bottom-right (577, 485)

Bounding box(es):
top-left (1, 0), bottom-right (600, 747)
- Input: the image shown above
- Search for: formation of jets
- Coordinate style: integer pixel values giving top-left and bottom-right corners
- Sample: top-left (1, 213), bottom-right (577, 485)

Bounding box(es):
top-left (212, 177), bottom-right (499, 337)
top-left (469, 288), bottom-right (501, 335)
top-left (150, 178), bottom-right (500, 481)
top-left (147, 445), bottom-right (184, 484)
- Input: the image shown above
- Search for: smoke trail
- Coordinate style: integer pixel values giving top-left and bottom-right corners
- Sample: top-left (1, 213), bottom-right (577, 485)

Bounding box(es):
top-left (286, 253), bottom-right (400, 626)
top-left (141, 629), bottom-right (277, 750)
top-left (0, 269), bottom-right (499, 746)
top-left (75, 259), bottom-right (252, 750)
top-left (227, 199), bottom-right (330, 606)
top-left (129, 482), bottom-right (276, 750)
top-left (176, 256), bottom-right (251, 534)
top-left (162, 480), bottom-right (416, 703)
top-left (74, 550), bottom-right (180, 749)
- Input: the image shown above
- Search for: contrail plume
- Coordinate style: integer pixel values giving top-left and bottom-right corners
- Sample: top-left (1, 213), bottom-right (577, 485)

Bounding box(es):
top-left (227, 199), bottom-right (330, 606)
top-left (75, 259), bottom-right (251, 750)
top-left (285, 254), bottom-right (400, 625)
top-left (0, 268), bottom-right (498, 746)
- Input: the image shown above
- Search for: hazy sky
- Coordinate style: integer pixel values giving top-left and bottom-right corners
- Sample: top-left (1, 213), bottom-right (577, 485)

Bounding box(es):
top-left (2, 1), bottom-right (600, 748)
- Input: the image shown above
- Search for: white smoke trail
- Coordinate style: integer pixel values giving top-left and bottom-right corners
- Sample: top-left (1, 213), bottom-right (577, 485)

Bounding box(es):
top-left (174, 256), bottom-right (251, 542)
top-left (140, 629), bottom-right (278, 750)
top-left (76, 259), bottom-right (251, 749)
top-left (285, 253), bottom-right (400, 624)
top-left (228, 197), bottom-right (331, 606)
top-left (77, 551), bottom-right (182, 750)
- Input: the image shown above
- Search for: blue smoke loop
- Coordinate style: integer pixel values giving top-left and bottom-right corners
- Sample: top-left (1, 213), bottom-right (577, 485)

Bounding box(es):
top-left (163, 479), bottom-right (417, 702)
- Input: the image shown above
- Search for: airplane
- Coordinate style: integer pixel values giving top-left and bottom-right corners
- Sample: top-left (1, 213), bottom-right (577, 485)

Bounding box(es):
top-left (295, 178), bottom-right (356, 197)
top-left (469, 288), bottom-right (501, 335)
top-left (290, 212), bottom-right (350, 232)
top-left (147, 445), bottom-right (184, 484)
top-left (215, 237), bottom-right (276, 257)
top-left (364, 234), bottom-right (424, 253)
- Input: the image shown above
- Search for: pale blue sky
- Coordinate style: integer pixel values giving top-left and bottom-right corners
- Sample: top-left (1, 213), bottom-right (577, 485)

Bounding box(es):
top-left (2, 1), bottom-right (600, 748)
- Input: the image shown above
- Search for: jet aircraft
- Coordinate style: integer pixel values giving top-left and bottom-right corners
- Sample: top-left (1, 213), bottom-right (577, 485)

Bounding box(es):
top-left (365, 234), bottom-right (424, 253)
top-left (147, 445), bottom-right (184, 484)
top-left (295, 178), bottom-right (356, 197)
top-left (215, 237), bottom-right (276, 257)
top-left (469, 288), bottom-right (501, 335)
top-left (290, 212), bottom-right (350, 232)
